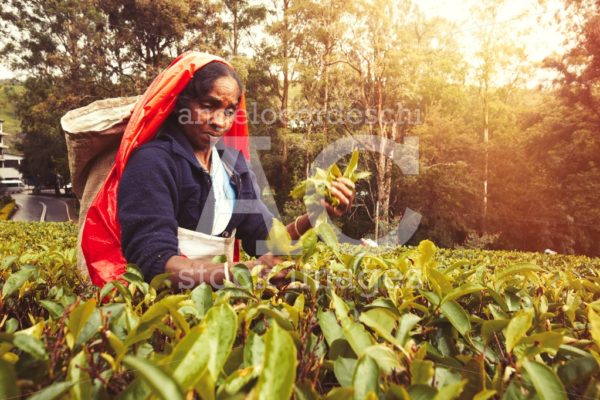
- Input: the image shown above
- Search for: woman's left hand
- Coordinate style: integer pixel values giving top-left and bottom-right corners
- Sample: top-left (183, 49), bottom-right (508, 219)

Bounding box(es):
top-left (322, 177), bottom-right (356, 217)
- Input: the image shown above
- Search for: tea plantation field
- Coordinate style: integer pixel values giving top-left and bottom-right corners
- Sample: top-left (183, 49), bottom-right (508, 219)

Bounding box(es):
top-left (1, 221), bottom-right (600, 399)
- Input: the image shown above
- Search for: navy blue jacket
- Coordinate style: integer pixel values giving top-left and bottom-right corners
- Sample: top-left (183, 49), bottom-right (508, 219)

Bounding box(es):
top-left (117, 117), bottom-right (274, 281)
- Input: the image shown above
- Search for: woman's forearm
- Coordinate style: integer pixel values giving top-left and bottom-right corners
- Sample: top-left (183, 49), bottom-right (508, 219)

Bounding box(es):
top-left (165, 255), bottom-right (228, 289)
top-left (287, 213), bottom-right (312, 240)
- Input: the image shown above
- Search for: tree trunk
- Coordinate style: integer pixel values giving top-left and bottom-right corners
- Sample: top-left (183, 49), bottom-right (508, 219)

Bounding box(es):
top-left (482, 79), bottom-right (489, 232)
top-left (322, 2), bottom-right (331, 143)
top-left (375, 78), bottom-right (390, 240)
top-left (306, 123), bottom-right (312, 179)
top-left (323, 52), bottom-right (329, 143)
top-left (382, 121), bottom-right (398, 240)
top-left (280, 0), bottom-right (290, 182)
top-left (233, 9), bottom-right (239, 56)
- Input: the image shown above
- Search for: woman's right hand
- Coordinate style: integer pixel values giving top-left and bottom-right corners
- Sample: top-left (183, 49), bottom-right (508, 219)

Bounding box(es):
top-left (246, 253), bottom-right (291, 284)
top-left (247, 253), bottom-right (283, 269)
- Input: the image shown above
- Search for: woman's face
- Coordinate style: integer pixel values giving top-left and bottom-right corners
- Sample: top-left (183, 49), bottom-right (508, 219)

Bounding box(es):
top-left (179, 75), bottom-right (241, 153)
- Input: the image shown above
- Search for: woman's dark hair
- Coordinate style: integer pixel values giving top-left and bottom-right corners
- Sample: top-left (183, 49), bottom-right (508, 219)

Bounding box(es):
top-left (176, 61), bottom-right (243, 109)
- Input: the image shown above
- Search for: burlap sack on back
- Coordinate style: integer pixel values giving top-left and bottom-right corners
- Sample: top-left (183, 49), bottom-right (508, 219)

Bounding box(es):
top-left (60, 96), bottom-right (140, 282)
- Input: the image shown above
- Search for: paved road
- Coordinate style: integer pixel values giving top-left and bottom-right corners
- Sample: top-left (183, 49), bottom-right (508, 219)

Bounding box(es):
top-left (11, 193), bottom-right (75, 222)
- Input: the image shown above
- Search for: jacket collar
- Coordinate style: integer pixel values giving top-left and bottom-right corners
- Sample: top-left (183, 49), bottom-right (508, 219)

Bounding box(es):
top-left (157, 116), bottom-right (248, 176)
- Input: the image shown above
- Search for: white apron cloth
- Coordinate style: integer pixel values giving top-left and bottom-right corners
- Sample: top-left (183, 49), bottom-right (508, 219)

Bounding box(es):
top-left (177, 227), bottom-right (236, 262)
top-left (176, 149), bottom-right (237, 279)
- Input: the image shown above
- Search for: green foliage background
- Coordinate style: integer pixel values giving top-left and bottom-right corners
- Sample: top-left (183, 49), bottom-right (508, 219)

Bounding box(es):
top-left (0, 81), bottom-right (22, 148)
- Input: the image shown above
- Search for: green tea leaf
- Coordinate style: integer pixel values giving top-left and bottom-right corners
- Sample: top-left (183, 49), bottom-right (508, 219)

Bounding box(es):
top-left (396, 313), bottom-right (421, 346)
top-left (231, 263), bottom-right (253, 292)
top-left (505, 310), bottom-right (532, 353)
top-left (520, 331), bottom-right (563, 356)
top-left (433, 380), bottom-right (466, 400)
top-left (344, 150), bottom-right (359, 178)
top-left (496, 263), bottom-right (542, 282)
top-left (28, 381), bottom-right (74, 400)
top-left (440, 300), bottom-right (471, 336)
top-left (359, 308), bottom-right (400, 348)
top-left (267, 218), bottom-right (298, 256)
top-left (0, 359), bottom-right (19, 399)
top-left (0, 255), bottom-right (18, 270)
top-left (325, 387), bottom-right (355, 400)
top-left (217, 286), bottom-right (256, 301)
top-left (522, 359), bottom-right (567, 400)
top-left (334, 357), bottom-right (356, 387)
top-left (359, 309), bottom-right (397, 337)
top-left (441, 283), bottom-right (484, 304)
top-left (191, 283), bottom-right (213, 317)
top-left (115, 378), bottom-right (151, 400)
top-left (557, 356), bottom-right (598, 388)
top-left (106, 331), bottom-right (126, 360)
top-left (169, 303), bottom-right (237, 389)
top-left (248, 305), bottom-right (294, 330)
top-left (244, 332), bottom-right (265, 368)
top-left (14, 333), bottom-right (47, 360)
top-left (301, 229), bottom-right (318, 260)
top-left (255, 322), bottom-right (298, 400)
top-left (588, 305), bottom-right (600, 349)
top-left (332, 291), bottom-right (374, 356)
top-left (138, 295), bottom-right (187, 325)
top-left (123, 356), bottom-right (184, 400)
top-left (316, 221), bottom-right (338, 249)
top-left (352, 355), bottom-right (379, 400)
top-left (67, 299), bottom-right (97, 348)
top-left (68, 351), bottom-right (92, 400)
top-left (411, 359), bottom-right (434, 385)
top-left (149, 273), bottom-right (173, 290)
top-left (39, 300), bottom-right (64, 319)
top-left (473, 390), bottom-right (497, 400)
top-left (220, 366), bottom-right (257, 397)
top-left (318, 310), bottom-right (344, 346)
top-left (481, 319), bottom-right (509, 344)
top-left (363, 344), bottom-right (400, 374)
top-left (408, 385), bottom-right (437, 400)
top-left (76, 309), bottom-right (101, 347)
top-left (330, 163), bottom-right (343, 178)
top-left (2, 265), bottom-right (36, 299)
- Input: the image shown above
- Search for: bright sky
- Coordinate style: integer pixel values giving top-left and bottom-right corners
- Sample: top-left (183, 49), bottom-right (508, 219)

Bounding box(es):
top-left (0, 66), bottom-right (14, 80)
top-left (417, 0), bottom-right (567, 86)
top-left (0, 0), bottom-right (567, 84)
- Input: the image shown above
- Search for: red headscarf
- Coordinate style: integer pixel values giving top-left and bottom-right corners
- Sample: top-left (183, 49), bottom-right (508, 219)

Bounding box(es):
top-left (82, 52), bottom-right (249, 287)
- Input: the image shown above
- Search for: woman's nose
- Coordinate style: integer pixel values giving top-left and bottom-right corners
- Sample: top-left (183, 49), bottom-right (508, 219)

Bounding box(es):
top-left (209, 110), bottom-right (227, 130)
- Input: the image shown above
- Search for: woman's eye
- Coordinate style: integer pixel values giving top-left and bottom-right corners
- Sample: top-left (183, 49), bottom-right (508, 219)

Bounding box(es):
top-left (224, 108), bottom-right (236, 117)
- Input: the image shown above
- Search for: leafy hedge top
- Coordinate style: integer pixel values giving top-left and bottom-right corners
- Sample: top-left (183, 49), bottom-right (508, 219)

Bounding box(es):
top-left (1, 221), bottom-right (600, 399)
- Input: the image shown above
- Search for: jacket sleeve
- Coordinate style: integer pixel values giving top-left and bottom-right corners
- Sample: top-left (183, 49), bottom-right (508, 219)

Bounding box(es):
top-left (118, 146), bottom-right (180, 281)
top-left (235, 167), bottom-right (274, 257)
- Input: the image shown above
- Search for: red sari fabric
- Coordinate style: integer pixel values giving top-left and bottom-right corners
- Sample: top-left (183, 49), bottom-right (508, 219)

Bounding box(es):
top-left (81, 51), bottom-right (249, 287)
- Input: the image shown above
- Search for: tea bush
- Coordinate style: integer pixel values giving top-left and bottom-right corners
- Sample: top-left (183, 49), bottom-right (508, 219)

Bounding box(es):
top-left (1, 221), bottom-right (600, 399)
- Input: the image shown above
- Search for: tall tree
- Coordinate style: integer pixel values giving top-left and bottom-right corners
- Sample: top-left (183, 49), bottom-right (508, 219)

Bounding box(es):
top-left (97, 0), bottom-right (224, 84)
top-left (470, 0), bottom-right (529, 231)
top-left (342, 0), bottom-right (422, 240)
top-left (222, 0), bottom-right (267, 57)
top-left (1, 1), bottom-right (119, 192)
top-left (262, 0), bottom-right (307, 207)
